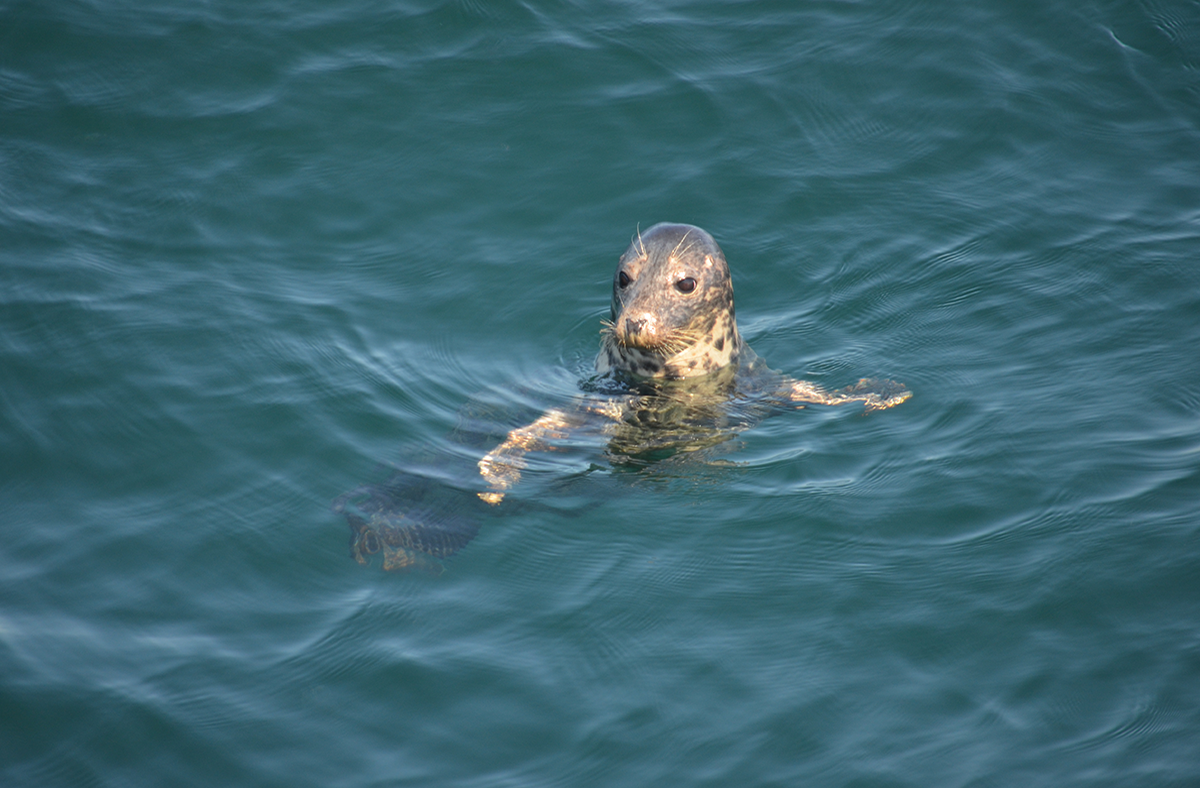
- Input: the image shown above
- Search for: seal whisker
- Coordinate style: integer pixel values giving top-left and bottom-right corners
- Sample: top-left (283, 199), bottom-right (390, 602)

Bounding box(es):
top-left (669, 228), bottom-right (696, 260)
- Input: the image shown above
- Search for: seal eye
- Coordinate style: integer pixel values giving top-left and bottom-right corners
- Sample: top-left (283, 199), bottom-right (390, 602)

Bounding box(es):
top-left (675, 277), bottom-right (697, 294)
top-left (618, 271), bottom-right (631, 289)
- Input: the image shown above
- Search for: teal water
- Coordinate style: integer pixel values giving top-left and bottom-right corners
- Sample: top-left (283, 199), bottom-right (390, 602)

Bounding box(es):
top-left (3, 0), bottom-right (1200, 785)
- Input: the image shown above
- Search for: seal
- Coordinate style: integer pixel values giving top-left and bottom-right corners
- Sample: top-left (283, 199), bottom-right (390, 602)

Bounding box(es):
top-left (475, 222), bottom-right (911, 504)
top-left (339, 223), bottom-right (912, 571)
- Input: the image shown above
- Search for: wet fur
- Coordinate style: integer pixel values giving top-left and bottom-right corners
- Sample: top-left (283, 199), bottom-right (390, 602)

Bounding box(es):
top-left (596, 223), bottom-right (742, 380)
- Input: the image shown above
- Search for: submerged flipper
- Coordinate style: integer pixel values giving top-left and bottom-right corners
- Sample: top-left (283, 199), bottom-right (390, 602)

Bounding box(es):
top-left (333, 472), bottom-right (484, 573)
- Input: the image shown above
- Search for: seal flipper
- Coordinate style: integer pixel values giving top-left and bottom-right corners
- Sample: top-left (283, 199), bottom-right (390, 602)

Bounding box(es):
top-left (783, 376), bottom-right (912, 412)
top-left (334, 470), bottom-right (484, 572)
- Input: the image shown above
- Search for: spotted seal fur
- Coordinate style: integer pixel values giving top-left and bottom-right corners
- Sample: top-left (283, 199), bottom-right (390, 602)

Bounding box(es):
top-left (597, 223), bottom-right (740, 379)
top-left (475, 222), bottom-right (911, 505)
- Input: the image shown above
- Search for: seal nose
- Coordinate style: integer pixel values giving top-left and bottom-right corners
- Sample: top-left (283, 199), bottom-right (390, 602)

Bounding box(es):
top-left (619, 312), bottom-right (658, 346)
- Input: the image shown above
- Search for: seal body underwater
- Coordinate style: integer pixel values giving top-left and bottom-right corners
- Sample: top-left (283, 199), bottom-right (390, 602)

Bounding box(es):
top-left (340, 222), bottom-right (911, 569)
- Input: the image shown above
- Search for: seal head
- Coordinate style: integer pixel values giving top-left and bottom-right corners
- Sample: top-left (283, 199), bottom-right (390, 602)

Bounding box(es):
top-left (596, 223), bottom-right (741, 380)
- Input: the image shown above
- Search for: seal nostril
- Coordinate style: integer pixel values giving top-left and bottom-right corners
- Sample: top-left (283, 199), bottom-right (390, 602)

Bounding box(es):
top-left (625, 318), bottom-right (645, 335)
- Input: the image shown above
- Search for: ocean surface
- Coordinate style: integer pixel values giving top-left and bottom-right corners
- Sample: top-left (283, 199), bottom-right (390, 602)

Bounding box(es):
top-left (3, 1), bottom-right (1199, 785)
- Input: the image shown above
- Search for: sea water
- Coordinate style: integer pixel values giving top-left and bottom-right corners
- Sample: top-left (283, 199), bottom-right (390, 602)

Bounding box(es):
top-left (2, 1), bottom-right (1199, 785)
